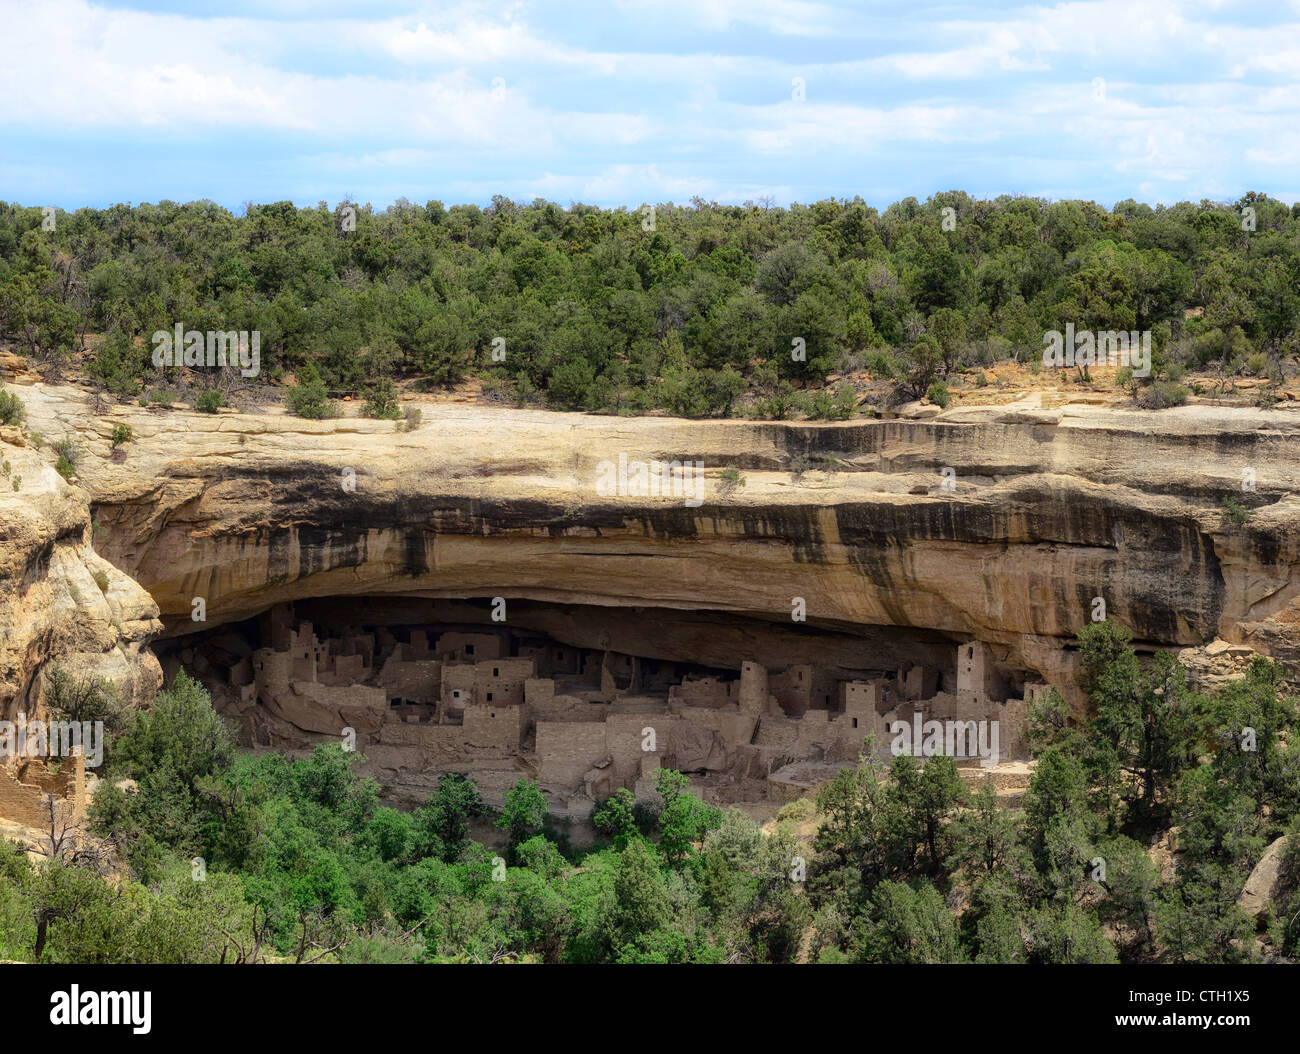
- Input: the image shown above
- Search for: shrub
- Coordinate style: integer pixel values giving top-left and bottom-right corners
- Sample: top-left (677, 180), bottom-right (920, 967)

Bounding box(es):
top-left (719, 465), bottom-right (746, 495)
top-left (753, 385), bottom-right (797, 420)
top-left (510, 376), bottom-right (538, 408)
top-left (776, 797), bottom-right (816, 825)
top-left (0, 389), bottom-right (25, 426)
top-left (362, 378), bottom-right (401, 419)
top-left (926, 381), bottom-right (950, 408)
top-left (1222, 496), bottom-right (1253, 525)
top-left (52, 438), bottom-right (80, 467)
top-left (147, 389), bottom-right (176, 407)
top-left (285, 364), bottom-right (336, 419)
top-left (1135, 381), bottom-right (1188, 409)
top-left (974, 371), bottom-right (988, 387)
top-left (1246, 352), bottom-right (1268, 376)
top-left (804, 383), bottom-right (857, 420)
top-left (88, 327), bottom-right (144, 398)
top-left (92, 569), bottom-right (111, 593)
top-left (110, 423), bottom-right (133, 448)
top-left (44, 666), bottom-right (124, 738)
top-left (864, 349), bottom-right (898, 381)
top-left (402, 405), bottom-right (422, 431)
top-left (11, 476), bottom-right (19, 491)
top-left (195, 390), bottom-right (224, 414)
top-left (55, 455), bottom-right (75, 480)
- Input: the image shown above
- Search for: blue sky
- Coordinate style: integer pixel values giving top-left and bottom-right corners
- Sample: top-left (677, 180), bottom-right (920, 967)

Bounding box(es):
top-left (2, 0), bottom-right (1299, 212)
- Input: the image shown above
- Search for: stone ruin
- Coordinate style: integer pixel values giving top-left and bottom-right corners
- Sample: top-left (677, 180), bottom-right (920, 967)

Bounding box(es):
top-left (165, 602), bottom-right (1040, 817)
top-left (0, 750), bottom-right (87, 832)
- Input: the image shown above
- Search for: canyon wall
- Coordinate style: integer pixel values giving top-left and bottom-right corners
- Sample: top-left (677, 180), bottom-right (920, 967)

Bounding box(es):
top-left (0, 420), bottom-right (162, 723)
top-left (10, 384), bottom-right (1300, 713)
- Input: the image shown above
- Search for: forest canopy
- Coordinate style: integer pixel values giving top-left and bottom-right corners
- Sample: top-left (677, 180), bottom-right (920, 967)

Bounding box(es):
top-left (0, 191), bottom-right (1295, 416)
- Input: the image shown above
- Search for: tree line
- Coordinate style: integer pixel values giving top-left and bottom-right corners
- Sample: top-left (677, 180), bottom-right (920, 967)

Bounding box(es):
top-left (1, 192), bottom-right (1297, 418)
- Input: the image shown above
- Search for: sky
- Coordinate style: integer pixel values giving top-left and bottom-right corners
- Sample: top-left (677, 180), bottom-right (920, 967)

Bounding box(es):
top-left (1, 0), bottom-right (1299, 213)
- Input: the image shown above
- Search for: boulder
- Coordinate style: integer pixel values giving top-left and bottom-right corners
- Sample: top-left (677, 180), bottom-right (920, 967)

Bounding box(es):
top-left (1238, 836), bottom-right (1291, 920)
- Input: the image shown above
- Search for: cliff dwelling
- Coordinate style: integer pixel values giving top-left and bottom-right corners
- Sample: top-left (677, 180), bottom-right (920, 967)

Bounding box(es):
top-left (154, 596), bottom-right (1041, 815)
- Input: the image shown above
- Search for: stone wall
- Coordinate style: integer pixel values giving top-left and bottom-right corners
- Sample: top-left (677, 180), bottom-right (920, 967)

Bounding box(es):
top-left (435, 631), bottom-right (503, 662)
top-left (375, 655), bottom-right (441, 703)
top-left (474, 658), bottom-right (535, 706)
top-left (463, 703), bottom-right (524, 751)
top-left (0, 753), bottom-right (86, 828)
top-left (441, 664), bottom-right (476, 714)
top-left (537, 720), bottom-right (609, 789)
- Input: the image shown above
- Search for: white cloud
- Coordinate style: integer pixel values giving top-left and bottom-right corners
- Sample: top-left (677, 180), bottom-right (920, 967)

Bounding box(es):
top-left (609, 0), bottom-right (844, 36)
top-left (1, 0), bottom-right (1299, 206)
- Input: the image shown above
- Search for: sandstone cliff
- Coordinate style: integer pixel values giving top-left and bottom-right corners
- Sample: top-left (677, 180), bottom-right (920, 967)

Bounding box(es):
top-left (8, 382), bottom-right (1300, 710)
top-left (0, 419), bottom-right (162, 721)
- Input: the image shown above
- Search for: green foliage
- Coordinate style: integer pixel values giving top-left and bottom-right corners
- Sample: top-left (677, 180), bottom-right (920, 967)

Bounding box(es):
top-left (88, 671), bottom-right (239, 879)
top-left (1024, 686), bottom-right (1076, 757)
top-left (51, 437), bottom-right (79, 467)
top-left (605, 839), bottom-right (673, 954)
top-left (362, 376), bottom-right (402, 419)
top-left (1222, 495), bottom-right (1253, 525)
top-left (1135, 380), bottom-right (1189, 409)
top-left (43, 665), bottom-right (122, 733)
top-left (1078, 621), bottom-right (1203, 827)
top-left (0, 388), bottom-right (25, 426)
top-left (195, 389), bottom-right (224, 413)
top-left (854, 880), bottom-right (966, 964)
top-left (926, 380), bottom-right (949, 408)
top-left (415, 772), bottom-right (483, 863)
top-left (5, 193), bottom-right (1290, 422)
top-left (718, 465), bottom-right (746, 496)
top-left (285, 362), bottom-right (336, 419)
top-left (88, 328), bottom-right (144, 397)
top-left (900, 335), bottom-right (941, 398)
top-left (802, 382), bottom-right (857, 420)
top-left (592, 787), bottom-right (639, 850)
top-left (110, 422), bottom-right (133, 447)
top-left (496, 779), bottom-right (548, 861)
top-left (653, 768), bottom-right (722, 868)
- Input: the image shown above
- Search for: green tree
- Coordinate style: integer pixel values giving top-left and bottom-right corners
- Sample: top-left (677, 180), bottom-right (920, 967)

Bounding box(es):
top-left (285, 361), bottom-right (336, 419)
top-left (653, 768), bottom-right (721, 868)
top-left (417, 772), bottom-right (483, 863)
top-left (497, 779), bottom-right (547, 861)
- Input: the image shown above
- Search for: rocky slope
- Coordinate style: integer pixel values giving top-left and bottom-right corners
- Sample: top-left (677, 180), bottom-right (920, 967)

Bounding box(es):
top-left (5, 382), bottom-right (1299, 716)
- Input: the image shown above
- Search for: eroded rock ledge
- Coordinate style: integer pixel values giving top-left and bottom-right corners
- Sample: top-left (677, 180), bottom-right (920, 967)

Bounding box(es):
top-left (6, 385), bottom-right (1299, 709)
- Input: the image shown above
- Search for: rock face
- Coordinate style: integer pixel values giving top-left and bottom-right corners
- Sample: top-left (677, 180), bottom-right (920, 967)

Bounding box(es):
top-left (1238, 836), bottom-right (1292, 921)
top-left (14, 385), bottom-right (1300, 711)
top-left (1177, 639), bottom-right (1260, 694)
top-left (0, 423), bottom-right (162, 722)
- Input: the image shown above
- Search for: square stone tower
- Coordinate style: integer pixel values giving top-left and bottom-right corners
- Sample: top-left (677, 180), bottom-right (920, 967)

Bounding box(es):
top-left (956, 641), bottom-right (1005, 700)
